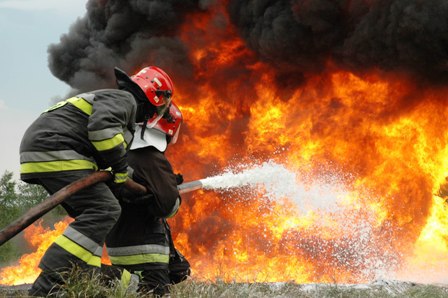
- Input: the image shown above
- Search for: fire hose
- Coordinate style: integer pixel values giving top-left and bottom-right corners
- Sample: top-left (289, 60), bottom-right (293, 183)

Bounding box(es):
top-left (0, 172), bottom-right (204, 246)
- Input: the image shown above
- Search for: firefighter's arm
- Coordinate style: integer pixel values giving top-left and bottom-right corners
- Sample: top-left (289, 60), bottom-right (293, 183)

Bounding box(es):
top-left (164, 173), bottom-right (183, 217)
top-left (115, 175), bottom-right (181, 217)
top-left (116, 180), bottom-right (181, 218)
top-left (88, 90), bottom-right (136, 184)
top-left (127, 147), bottom-right (181, 217)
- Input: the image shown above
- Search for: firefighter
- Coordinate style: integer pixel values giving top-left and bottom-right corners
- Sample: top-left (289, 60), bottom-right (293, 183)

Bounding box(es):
top-left (106, 101), bottom-right (190, 296)
top-left (19, 66), bottom-right (175, 296)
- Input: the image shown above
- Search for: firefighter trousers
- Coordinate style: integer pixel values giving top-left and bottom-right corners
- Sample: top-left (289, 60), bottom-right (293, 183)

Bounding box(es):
top-left (28, 171), bottom-right (121, 296)
top-left (106, 203), bottom-right (190, 296)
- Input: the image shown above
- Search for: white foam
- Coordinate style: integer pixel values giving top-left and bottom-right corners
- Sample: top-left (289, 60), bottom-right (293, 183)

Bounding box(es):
top-left (198, 161), bottom-right (402, 280)
top-left (200, 160), bottom-right (348, 212)
top-left (201, 161), bottom-right (295, 197)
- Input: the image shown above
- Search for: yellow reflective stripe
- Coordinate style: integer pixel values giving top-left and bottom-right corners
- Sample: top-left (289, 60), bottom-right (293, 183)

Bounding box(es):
top-left (54, 235), bottom-right (101, 267)
top-left (114, 172), bottom-right (128, 184)
top-left (63, 226), bottom-right (102, 255)
top-left (67, 97), bottom-right (93, 115)
top-left (110, 254), bottom-right (169, 265)
top-left (91, 133), bottom-right (125, 151)
top-left (44, 101), bottom-right (68, 112)
top-left (20, 160), bottom-right (98, 174)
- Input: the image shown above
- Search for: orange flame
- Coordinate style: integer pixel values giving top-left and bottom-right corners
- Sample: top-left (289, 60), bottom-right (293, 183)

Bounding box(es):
top-left (0, 218), bottom-right (72, 285)
top-left (167, 2), bottom-right (448, 283)
top-left (2, 0), bottom-right (448, 286)
top-left (0, 218), bottom-right (112, 285)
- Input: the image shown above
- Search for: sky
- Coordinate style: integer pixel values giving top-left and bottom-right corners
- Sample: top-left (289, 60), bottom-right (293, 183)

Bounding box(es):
top-left (0, 0), bottom-right (88, 179)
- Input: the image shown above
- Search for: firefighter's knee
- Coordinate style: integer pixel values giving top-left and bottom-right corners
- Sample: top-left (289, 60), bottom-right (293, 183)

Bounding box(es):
top-left (108, 200), bottom-right (122, 222)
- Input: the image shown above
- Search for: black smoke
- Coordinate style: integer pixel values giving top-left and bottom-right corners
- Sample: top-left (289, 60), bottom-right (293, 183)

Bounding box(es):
top-left (48, 0), bottom-right (448, 95)
top-left (48, 0), bottom-right (203, 93)
top-left (229, 0), bottom-right (448, 83)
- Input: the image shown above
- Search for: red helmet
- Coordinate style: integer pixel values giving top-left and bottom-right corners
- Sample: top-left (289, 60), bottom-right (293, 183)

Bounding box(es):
top-left (131, 66), bottom-right (174, 107)
top-left (151, 102), bottom-right (183, 144)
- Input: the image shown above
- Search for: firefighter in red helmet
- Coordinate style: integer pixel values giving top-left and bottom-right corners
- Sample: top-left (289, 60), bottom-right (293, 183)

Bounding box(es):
top-left (106, 101), bottom-right (190, 296)
top-left (20, 65), bottom-right (175, 296)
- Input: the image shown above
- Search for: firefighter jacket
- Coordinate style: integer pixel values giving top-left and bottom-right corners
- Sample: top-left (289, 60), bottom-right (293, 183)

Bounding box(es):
top-left (19, 89), bottom-right (136, 181)
top-left (106, 145), bottom-right (181, 270)
top-left (126, 145), bottom-right (180, 218)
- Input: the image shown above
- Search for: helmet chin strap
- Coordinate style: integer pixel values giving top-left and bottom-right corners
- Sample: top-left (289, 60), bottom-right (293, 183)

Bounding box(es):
top-left (139, 102), bottom-right (172, 140)
top-left (139, 111), bottom-right (164, 140)
top-left (140, 114), bottom-right (150, 140)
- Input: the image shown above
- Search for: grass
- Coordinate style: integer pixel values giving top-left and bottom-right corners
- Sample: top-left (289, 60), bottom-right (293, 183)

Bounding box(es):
top-left (170, 280), bottom-right (448, 298)
top-left (1, 270), bottom-right (448, 297)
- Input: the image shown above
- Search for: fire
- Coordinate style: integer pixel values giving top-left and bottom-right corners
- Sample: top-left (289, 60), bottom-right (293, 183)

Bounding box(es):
top-left (0, 218), bottom-right (112, 285)
top-left (2, 0), bottom-right (448, 286)
top-left (168, 67), bottom-right (448, 283)
top-left (166, 2), bottom-right (448, 284)
top-left (0, 218), bottom-right (72, 285)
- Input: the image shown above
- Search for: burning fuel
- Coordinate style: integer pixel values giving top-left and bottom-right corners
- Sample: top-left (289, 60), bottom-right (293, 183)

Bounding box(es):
top-left (3, 0), bottom-right (448, 287)
top-left (1, 159), bottom-right (447, 285)
top-left (0, 219), bottom-right (73, 285)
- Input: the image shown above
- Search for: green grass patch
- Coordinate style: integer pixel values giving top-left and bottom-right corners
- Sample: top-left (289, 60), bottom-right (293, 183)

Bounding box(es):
top-left (1, 273), bottom-right (447, 297)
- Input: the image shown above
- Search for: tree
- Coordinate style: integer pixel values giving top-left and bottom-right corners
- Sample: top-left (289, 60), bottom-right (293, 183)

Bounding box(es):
top-left (0, 171), bottom-right (20, 227)
top-left (17, 179), bottom-right (48, 211)
top-left (0, 171), bottom-right (21, 263)
top-left (0, 171), bottom-right (48, 227)
top-left (0, 171), bottom-right (49, 264)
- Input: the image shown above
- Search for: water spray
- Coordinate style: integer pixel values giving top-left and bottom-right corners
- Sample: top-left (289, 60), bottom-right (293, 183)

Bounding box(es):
top-left (178, 161), bottom-right (298, 196)
top-left (180, 160), bottom-right (350, 215)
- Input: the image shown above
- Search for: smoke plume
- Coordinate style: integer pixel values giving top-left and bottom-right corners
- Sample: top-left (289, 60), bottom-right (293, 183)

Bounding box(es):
top-left (48, 0), bottom-right (448, 93)
top-left (229, 0), bottom-right (448, 82)
top-left (48, 0), bottom-right (202, 92)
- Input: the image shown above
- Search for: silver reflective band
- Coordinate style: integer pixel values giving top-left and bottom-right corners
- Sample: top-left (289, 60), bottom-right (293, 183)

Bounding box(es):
top-left (20, 150), bottom-right (95, 163)
top-left (64, 226), bottom-right (102, 256)
top-left (89, 127), bottom-right (123, 141)
top-left (107, 244), bottom-right (169, 256)
top-left (167, 198), bottom-right (180, 217)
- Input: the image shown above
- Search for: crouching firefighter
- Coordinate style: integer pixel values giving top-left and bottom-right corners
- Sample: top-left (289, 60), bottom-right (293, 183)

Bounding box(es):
top-left (19, 65), bottom-right (175, 297)
top-left (105, 101), bottom-right (190, 294)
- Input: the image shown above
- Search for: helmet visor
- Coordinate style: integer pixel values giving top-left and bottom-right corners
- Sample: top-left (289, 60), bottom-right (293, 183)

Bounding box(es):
top-left (147, 100), bottom-right (172, 129)
top-left (154, 90), bottom-right (172, 107)
top-left (171, 123), bottom-right (181, 144)
top-left (153, 90), bottom-right (172, 116)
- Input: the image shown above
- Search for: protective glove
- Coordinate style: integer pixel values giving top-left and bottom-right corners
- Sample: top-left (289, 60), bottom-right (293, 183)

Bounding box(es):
top-left (110, 169), bottom-right (129, 199)
top-left (175, 173), bottom-right (184, 185)
top-left (113, 169), bottom-right (129, 185)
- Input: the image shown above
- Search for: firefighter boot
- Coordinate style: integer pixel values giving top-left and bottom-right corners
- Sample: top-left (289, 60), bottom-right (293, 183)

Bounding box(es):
top-left (28, 270), bottom-right (62, 297)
